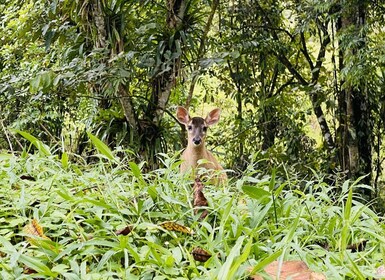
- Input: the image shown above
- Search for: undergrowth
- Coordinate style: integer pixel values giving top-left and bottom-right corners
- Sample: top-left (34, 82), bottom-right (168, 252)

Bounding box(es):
top-left (0, 138), bottom-right (385, 279)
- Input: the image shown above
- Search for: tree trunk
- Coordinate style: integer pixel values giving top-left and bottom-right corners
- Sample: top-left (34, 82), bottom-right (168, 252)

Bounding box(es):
top-left (185, 0), bottom-right (219, 109)
top-left (141, 0), bottom-right (188, 168)
top-left (152, 70), bottom-right (178, 124)
top-left (92, 0), bottom-right (107, 49)
top-left (337, 2), bottom-right (372, 192)
top-left (118, 84), bottom-right (138, 132)
top-left (150, 0), bottom-right (186, 123)
top-left (260, 64), bottom-right (277, 151)
top-left (261, 109), bottom-right (276, 151)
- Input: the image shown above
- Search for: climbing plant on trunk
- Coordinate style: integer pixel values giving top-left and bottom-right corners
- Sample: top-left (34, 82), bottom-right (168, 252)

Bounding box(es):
top-left (336, 1), bottom-right (373, 192)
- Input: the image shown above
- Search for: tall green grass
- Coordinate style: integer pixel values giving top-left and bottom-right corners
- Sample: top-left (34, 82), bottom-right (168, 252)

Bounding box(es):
top-left (0, 136), bottom-right (385, 279)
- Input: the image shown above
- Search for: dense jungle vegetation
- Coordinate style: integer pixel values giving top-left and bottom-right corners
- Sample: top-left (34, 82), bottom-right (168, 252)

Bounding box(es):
top-left (1, 0), bottom-right (385, 279)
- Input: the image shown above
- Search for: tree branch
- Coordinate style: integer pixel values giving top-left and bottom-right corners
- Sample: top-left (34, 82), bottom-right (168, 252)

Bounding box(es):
top-left (300, 32), bottom-right (314, 70)
top-left (273, 50), bottom-right (308, 85)
top-left (312, 28), bottom-right (330, 83)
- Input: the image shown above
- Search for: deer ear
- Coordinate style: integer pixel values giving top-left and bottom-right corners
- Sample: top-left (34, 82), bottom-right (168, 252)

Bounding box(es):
top-left (205, 108), bottom-right (221, 126)
top-left (176, 106), bottom-right (190, 125)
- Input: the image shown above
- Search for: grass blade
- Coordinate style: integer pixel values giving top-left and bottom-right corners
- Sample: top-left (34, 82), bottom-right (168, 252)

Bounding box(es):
top-left (228, 237), bottom-right (253, 279)
top-left (248, 249), bottom-right (283, 275)
top-left (18, 254), bottom-right (57, 277)
top-left (14, 130), bottom-right (51, 156)
top-left (217, 236), bottom-right (245, 280)
top-left (87, 132), bottom-right (116, 161)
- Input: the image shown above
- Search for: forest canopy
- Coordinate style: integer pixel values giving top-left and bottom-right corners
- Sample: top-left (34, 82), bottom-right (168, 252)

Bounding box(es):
top-left (1, 0), bottom-right (385, 197)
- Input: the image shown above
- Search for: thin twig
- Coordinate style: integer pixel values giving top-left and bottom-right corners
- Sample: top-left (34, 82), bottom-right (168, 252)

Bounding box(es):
top-left (0, 119), bottom-right (13, 152)
top-left (40, 123), bottom-right (59, 144)
top-left (9, 128), bottom-right (24, 151)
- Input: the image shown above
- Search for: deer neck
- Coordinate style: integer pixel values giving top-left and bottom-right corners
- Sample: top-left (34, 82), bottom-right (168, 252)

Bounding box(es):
top-left (186, 141), bottom-right (208, 159)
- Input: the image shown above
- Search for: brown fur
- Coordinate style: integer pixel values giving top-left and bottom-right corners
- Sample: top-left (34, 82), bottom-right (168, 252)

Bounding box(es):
top-left (176, 106), bottom-right (227, 184)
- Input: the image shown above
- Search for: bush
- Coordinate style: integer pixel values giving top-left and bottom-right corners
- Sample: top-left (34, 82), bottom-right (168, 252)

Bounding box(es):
top-left (0, 149), bottom-right (384, 279)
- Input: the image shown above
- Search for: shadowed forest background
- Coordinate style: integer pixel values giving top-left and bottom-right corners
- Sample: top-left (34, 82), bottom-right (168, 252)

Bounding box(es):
top-left (2, 1), bottom-right (385, 279)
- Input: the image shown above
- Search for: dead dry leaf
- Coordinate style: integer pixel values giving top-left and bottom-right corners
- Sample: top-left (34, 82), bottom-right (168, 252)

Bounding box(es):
top-left (23, 265), bottom-right (38, 274)
top-left (20, 175), bottom-right (36, 181)
top-left (116, 225), bottom-right (133, 236)
top-left (23, 219), bottom-right (50, 246)
top-left (159, 221), bottom-right (193, 235)
top-left (191, 247), bottom-right (212, 262)
top-left (249, 260), bottom-right (326, 280)
top-left (347, 240), bottom-right (367, 252)
top-left (192, 178), bottom-right (208, 220)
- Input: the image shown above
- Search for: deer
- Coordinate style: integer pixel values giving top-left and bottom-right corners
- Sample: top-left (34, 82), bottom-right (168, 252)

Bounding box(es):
top-left (176, 106), bottom-right (227, 184)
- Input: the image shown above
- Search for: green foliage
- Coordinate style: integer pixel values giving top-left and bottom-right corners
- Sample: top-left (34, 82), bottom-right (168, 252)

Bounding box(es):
top-left (0, 144), bottom-right (384, 278)
top-left (87, 131), bottom-right (117, 162)
top-left (1, 0), bottom-right (385, 192)
top-left (0, 0), bottom-right (215, 167)
top-left (14, 130), bottom-right (51, 156)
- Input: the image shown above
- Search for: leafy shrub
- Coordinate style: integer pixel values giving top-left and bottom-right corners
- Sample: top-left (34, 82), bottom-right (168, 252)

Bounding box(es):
top-left (0, 145), bottom-right (384, 279)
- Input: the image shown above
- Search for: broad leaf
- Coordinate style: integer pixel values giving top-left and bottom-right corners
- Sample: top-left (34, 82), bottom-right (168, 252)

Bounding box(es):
top-left (87, 132), bottom-right (116, 161)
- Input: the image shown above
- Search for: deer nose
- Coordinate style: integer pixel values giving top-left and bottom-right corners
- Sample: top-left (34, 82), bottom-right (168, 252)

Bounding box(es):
top-left (193, 137), bottom-right (201, 145)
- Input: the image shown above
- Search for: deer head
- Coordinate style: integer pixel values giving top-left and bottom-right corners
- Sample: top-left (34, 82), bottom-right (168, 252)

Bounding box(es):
top-left (176, 106), bottom-right (221, 148)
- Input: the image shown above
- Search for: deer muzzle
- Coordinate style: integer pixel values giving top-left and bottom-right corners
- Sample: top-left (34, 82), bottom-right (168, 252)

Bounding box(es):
top-left (193, 137), bottom-right (202, 146)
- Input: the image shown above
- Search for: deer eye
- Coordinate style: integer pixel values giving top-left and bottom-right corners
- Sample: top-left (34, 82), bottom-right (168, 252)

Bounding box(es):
top-left (187, 125), bottom-right (192, 131)
top-left (203, 126), bottom-right (207, 132)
